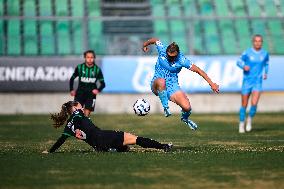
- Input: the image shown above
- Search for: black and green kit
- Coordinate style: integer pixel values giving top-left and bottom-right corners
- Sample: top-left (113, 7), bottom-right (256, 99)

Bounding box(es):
top-left (48, 109), bottom-right (125, 152)
top-left (69, 62), bottom-right (105, 111)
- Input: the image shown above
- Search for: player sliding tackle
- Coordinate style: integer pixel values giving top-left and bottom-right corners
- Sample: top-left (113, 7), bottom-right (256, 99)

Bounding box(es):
top-left (42, 101), bottom-right (172, 153)
top-left (142, 38), bottom-right (219, 130)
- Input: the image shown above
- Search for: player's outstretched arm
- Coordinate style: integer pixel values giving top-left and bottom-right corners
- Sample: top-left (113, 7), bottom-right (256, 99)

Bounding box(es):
top-left (42, 134), bottom-right (69, 154)
top-left (142, 38), bottom-right (159, 53)
top-left (189, 64), bottom-right (219, 93)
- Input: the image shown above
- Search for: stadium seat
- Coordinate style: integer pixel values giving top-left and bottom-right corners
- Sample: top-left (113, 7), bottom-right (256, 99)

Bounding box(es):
top-left (55, 0), bottom-right (68, 16)
top-left (238, 35), bottom-right (250, 52)
top-left (88, 0), bottom-right (100, 16)
top-left (40, 21), bottom-right (55, 55)
top-left (193, 22), bottom-right (203, 54)
top-left (0, 0), bottom-right (3, 16)
top-left (267, 20), bottom-right (283, 35)
top-left (71, 0), bottom-right (84, 16)
top-left (89, 20), bottom-right (105, 54)
top-left (263, 0), bottom-right (277, 16)
top-left (220, 20), bottom-right (237, 54)
top-left (23, 0), bottom-right (36, 16)
top-left (198, 0), bottom-right (214, 16)
top-left (0, 20), bottom-right (3, 55)
top-left (7, 0), bottom-right (20, 16)
top-left (23, 20), bottom-right (37, 55)
top-left (152, 3), bottom-right (165, 16)
top-left (203, 21), bottom-right (221, 54)
top-left (251, 20), bottom-right (266, 36)
top-left (214, 0), bottom-right (230, 16)
top-left (246, 0), bottom-right (262, 16)
top-left (182, 0), bottom-right (197, 16)
top-left (171, 20), bottom-right (185, 34)
top-left (271, 35), bottom-right (284, 54)
top-left (235, 20), bottom-right (250, 36)
top-left (89, 20), bottom-right (102, 39)
top-left (72, 21), bottom-right (83, 54)
top-left (7, 20), bottom-right (21, 55)
top-left (39, 0), bottom-right (52, 16)
top-left (57, 21), bottom-right (71, 54)
top-left (154, 20), bottom-right (168, 35)
top-left (166, 0), bottom-right (181, 17)
top-left (230, 1), bottom-right (246, 16)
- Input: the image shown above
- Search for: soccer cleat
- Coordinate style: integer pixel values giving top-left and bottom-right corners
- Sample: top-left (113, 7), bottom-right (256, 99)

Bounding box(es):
top-left (164, 107), bottom-right (171, 117)
top-left (163, 142), bottom-right (173, 152)
top-left (181, 118), bottom-right (198, 130)
top-left (239, 121), bottom-right (245, 133)
top-left (246, 117), bottom-right (252, 132)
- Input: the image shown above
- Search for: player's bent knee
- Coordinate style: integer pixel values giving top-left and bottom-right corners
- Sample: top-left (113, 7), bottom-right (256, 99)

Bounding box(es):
top-left (155, 78), bottom-right (166, 88)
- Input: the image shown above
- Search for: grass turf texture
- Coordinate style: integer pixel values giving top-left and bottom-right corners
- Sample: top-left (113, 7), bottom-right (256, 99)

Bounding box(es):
top-left (0, 113), bottom-right (283, 189)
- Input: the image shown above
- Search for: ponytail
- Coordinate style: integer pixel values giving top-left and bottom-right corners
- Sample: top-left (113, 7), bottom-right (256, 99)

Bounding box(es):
top-left (50, 101), bottom-right (79, 128)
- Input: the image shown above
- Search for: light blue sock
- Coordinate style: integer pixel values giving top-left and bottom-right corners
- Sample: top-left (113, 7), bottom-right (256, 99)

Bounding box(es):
top-left (239, 106), bottom-right (246, 122)
top-left (249, 105), bottom-right (257, 118)
top-left (157, 90), bottom-right (169, 109)
top-left (181, 109), bottom-right (192, 120)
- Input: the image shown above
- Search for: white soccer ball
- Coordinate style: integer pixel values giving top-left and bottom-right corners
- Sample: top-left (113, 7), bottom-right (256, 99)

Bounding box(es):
top-left (133, 99), bottom-right (150, 116)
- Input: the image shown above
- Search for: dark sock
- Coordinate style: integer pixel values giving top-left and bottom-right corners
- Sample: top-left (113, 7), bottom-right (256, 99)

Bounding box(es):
top-left (136, 137), bottom-right (165, 149)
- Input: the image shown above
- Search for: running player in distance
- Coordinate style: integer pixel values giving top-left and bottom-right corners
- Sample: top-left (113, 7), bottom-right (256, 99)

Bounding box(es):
top-left (142, 38), bottom-right (219, 130)
top-left (70, 50), bottom-right (105, 117)
top-left (237, 34), bottom-right (269, 133)
top-left (42, 101), bottom-right (172, 153)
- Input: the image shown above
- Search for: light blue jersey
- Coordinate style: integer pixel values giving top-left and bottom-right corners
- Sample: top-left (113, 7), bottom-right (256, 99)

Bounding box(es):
top-left (237, 48), bottom-right (269, 94)
top-left (151, 41), bottom-right (193, 98)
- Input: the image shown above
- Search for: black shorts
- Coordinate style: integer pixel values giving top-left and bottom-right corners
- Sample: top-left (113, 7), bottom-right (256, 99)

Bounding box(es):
top-left (95, 130), bottom-right (124, 152)
top-left (75, 93), bottom-right (96, 111)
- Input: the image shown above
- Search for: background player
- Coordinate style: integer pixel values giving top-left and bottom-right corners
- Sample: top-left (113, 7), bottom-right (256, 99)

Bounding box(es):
top-left (142, 38), bottom-right (219, 130)
top-left (237, 34), bottom-right (269, 133)
top-left (69, 50), bottom-right (105, 117)
top-left (42, 101), bottom-right (172, 153)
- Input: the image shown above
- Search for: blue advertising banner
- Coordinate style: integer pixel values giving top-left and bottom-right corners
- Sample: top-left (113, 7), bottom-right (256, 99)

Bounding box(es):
top-left (102, 56), bottom-right (284, 93)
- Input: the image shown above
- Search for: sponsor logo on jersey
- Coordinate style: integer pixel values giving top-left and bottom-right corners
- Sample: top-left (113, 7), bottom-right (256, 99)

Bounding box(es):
top-left (81, 77), bottom-right (96, 83)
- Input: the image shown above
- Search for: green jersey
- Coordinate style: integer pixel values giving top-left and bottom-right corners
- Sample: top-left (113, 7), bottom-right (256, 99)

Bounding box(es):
top-left (69, 63), bottom-right (105, 94)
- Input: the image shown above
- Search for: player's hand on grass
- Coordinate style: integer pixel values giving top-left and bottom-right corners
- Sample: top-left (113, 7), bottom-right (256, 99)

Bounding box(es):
top-left (211, 83), bottom-right (219, 93)
top-left (92, 89), bottom-right (99, 95)
top-left (42, 150), bottom-right (49, 154)
top-left (70, 90), bottom-right (76, 97)
top-left (244, 65), bottom-right (250, 71)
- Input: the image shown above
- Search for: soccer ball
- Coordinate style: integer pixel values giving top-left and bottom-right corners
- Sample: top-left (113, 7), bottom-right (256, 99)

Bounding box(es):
top-left (133, 99), bottom-right (150, 116)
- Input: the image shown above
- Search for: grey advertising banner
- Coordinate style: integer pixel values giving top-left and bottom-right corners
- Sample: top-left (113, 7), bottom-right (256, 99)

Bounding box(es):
top-left (0, 57), bottom-right (101, 92)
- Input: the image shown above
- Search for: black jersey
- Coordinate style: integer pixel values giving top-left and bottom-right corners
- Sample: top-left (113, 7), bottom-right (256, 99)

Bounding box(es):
top-left (49, 110), bottom-right (124, 153)
top-left (64, 109), bottom-right (101, 147)
top-left (69, 62), bottom-right (105, 94)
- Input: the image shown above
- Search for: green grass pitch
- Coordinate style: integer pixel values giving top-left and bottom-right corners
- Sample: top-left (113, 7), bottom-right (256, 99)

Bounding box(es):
top-left (0, 113), bottom-right (283, 189)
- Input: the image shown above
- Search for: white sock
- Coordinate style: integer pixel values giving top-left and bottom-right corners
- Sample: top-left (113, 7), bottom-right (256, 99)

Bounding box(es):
top-left (239, 121), bottom-right (245, 133)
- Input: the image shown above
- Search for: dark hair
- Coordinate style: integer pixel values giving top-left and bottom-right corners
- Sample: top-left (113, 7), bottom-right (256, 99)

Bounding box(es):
top-left (50, 101), bottom-right (79, 128)
top-left (83, 50), bottom-right (96, 58)
top-left (252, 34), bottom-right (263, 41)
top-left (166, 42), bottom-right (180, 54)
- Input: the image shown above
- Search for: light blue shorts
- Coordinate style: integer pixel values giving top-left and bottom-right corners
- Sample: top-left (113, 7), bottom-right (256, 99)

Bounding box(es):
top-left (241, 80), bottom-right (262, 95)
top-left (151, 77), bottom-right (181, 100)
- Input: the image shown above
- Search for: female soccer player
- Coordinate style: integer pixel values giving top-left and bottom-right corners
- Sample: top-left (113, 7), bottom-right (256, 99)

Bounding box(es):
top-left (142, 38), bottom-right (219, 130)
top-left (42, 101), bottom-right (172, 153)
top-left (237, 34), bottom-right (269, 133)
top-left (69, 50), bottom-right (105, 117)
